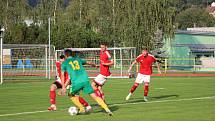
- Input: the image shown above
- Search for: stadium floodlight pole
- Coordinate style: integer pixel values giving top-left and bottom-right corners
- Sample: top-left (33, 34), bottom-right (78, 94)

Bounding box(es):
top-left (0, 27), bottom-right (5, 85)
top-left (48, 17), bottom-right (51, 79)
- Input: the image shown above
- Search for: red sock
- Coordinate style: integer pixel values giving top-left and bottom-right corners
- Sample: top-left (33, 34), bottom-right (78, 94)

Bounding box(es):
top-left (144, 82), bottom-right (149, 96)
top-left (101, 92), bottom-right (105, 100)
top-left (130, 83), bottom-right (139, 93)
top-left (79, 97), bottom-right (89, 107)
top-left (95, 89), bottom-right (102, 98)
top-left (50, 91), bottom-right (56, 104)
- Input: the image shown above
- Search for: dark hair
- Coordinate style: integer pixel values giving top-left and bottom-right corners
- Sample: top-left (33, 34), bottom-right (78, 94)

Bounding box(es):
top-left (100, 42), bottom-right (107, 46)
top-left (59, 55), bottom-right (65, 59)
top-left (64, 49), bottom-right (73, 56)
top-left (142, 47), bottom-right (148, 51)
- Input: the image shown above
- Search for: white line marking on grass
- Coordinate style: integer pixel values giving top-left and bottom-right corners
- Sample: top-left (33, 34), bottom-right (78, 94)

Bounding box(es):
top-left (113, 96), bottom-right (215, 106)
top-left (154, 88), bottom-right (165, 90)
top-left (0, 110), bottom-right (49, 117)
top-left (0, 96), bottom-right (215, 117)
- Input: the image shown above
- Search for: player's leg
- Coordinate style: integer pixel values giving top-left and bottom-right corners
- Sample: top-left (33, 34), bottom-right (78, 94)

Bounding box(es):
top-left (69, 95), bottom-right (85, 114)
top-left (90, 93), bottom-right (113, 116)
top-left (69, 86), bottom-right (85, 113)
top-left (91, 81), bottom-right (102, 98)
top-left (92, 74), bottom-right (106, 100)
top-left (48, 82), bottom-right (61, 111)
top-left (67, 80), bottom-right (91, 110)
top-left (70, 94), bottom-right (92, 113)
top-left (70, 83), bottom-right (91, 109)
top-left (84, 82), bottom-right (113, 116)
top-left (126, 73), bottom-right (143, 100)
top-left (143, 75), bottom-right (151, 102)
top-left (98, 86), bottom-right (105, 100)
top-left (126, 83), bottom-right (139, 100)
top-left (79, 96), bottom-right (92, 112)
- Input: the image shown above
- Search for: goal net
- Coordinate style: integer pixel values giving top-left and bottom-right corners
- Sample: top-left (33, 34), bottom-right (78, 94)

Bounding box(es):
top-left (56, 47), bottom-right (137, 78)
top-left (0, 44), bottom-right (55, 83)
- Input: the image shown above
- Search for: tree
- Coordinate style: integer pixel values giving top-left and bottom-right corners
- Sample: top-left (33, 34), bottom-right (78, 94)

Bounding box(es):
top-left (176, 7), bottom-right (215, 29)
top-left (112, 0), bottom-right (175, 52)
top-left (1, 0), bottom-right (176, 54)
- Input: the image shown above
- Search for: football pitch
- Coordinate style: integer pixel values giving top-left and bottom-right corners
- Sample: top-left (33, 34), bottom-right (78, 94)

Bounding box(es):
top-left (0, 77), bottom-right (215, 121)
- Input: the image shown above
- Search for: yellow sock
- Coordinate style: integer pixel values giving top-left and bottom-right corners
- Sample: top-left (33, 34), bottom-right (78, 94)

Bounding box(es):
top-left (70, 96), bottom-right (85, 112)
top-left (95, 97), bottom-right (110, 112)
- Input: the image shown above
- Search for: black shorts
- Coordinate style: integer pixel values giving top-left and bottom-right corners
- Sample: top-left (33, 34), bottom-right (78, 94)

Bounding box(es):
top-left (53, 81), bottom-right (62, 89)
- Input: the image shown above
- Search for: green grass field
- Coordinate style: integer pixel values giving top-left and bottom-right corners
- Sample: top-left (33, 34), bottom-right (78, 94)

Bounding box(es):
top-left (0, 77), bottom-right (215, 121)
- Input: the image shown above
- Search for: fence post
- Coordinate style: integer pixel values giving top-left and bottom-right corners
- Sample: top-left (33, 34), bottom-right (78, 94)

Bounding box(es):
top-left (0, 33), bottom-right (3, 84)
top-left (193, 58), bottom-right (196, 72)
top-left (0, 27), bottom-right (5, 85)
top-left (22, 59), bottom-right (25, 73)
top-left (45, 45), bottom-right (48, 78)
top-left (120, 48), bottom-right (123, 76)
top-left (164, 58), bottom-right (167, 74)
top-left (113, 49), bottom-right (116, 68)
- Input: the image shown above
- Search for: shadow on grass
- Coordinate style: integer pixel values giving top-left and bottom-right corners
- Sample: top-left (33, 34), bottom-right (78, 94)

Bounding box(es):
top-left (120, 94), bottom-right (179, 104)
top-left (92, 105), bottom-right (119, 113)
top-left (131, 94), bottom-right (179, 100)
top-left (150, 94), bottom-right (179, 99)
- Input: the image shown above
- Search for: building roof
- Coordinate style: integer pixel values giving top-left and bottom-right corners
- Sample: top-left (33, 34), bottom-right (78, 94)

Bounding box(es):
top-left (176, 30), bottom-right (215, 36)
top-left (173, 44), bottom-right (215, 52)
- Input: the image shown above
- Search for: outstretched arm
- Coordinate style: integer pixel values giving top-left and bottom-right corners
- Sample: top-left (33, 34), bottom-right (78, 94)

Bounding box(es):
top-left (60, 72), bottom-right (66, 96)
top-left (64, 79), bottom-right (70, 88)
top-left (128, 60), bottom-right (137, 73)
top-left (101, 60), bottom-right (114, 66)
top-left (156, 61), bottom-right (161, 74)
top-left (85, 61), bottom-right (99, 68)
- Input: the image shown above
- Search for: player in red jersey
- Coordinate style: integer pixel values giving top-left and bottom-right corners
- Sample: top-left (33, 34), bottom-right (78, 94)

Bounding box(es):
top-left (48, 55), bottom-right (91, 111)
top-left (91, 43), bottom-right (114, 100)
top-left (126, 49), bottom-right (161, 101)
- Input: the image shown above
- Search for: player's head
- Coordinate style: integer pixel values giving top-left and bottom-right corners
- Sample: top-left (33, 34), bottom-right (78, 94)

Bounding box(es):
top-left (100, 42), bottom-right (107, 52)
top-left (59, 55), bottom-right (65, 62)
top-left (64, 49), bottom-right (73, 57)
top-left (142, 49), bottom-right (148, 57)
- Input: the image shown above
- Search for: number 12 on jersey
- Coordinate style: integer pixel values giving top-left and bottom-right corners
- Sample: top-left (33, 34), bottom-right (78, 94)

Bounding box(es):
top-left (69, 61), bottom-right (80, 70)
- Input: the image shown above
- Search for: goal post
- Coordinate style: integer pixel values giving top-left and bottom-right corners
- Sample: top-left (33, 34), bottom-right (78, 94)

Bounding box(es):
top-left (56, 47), bottom-right (137, 78)
top-left (0, 44), bottom-right (55, 83)
top-left (0, 34), bottom-right (3, 84)
top-left (0, 45), bottom-right (136, 84)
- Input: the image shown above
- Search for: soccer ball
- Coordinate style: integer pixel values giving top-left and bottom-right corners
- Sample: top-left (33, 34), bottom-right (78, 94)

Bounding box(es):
top-left (68, 106), bottom-right (78, 116)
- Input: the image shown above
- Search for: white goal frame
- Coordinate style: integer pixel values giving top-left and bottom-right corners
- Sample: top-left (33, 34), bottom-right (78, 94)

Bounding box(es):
top-left (56, 47), bottom-right (136, 78)
top-left (0, 44), bottom-right (55, 84)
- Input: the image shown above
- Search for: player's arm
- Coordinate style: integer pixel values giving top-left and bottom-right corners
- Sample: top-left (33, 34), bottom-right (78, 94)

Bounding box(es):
top-left (128, 60), bottom-right (137, 73)
top-left (101, 59), bottom-right (114, 66)
top-left (154, 58), bottom-right (162, 74)
top-left (81, 59), bottom-right (98, 68)
top-left (64, 79), bottom-right (70, 88)
top-left (55, 62), bottom-right (61, 79)
top-left (60, 63), bottom-right (67, 95)
top-left (101, 51), bottom-right (114, 66)
top-left (156, 60), bottom-right (161, 74)
top-left (60, 72), bottom-right (66, 95)
top-left (85, 61), bottom-right (98, 68)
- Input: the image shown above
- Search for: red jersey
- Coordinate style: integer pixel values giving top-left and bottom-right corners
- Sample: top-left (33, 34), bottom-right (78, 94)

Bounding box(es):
top-left (136, 54), bottom-right (156, 75)
top-left (56, 61), bottom-right (69, 83)
top-left (100, 50), bottom-right (112, 76)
